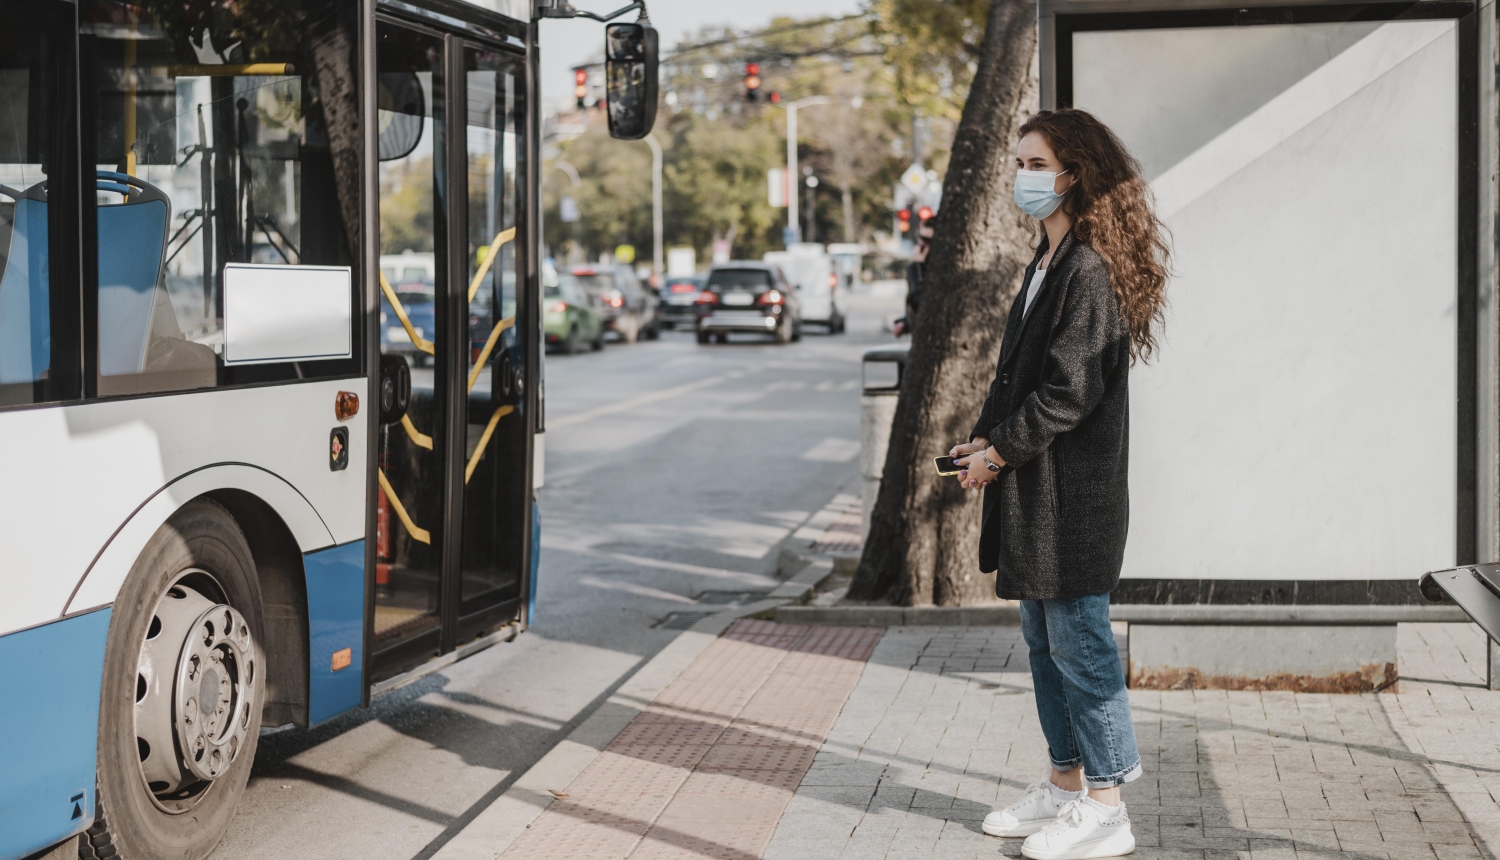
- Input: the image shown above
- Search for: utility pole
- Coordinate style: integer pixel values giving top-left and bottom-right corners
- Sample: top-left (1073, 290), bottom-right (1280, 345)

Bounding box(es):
top-left (644, 133), bottom-right (663, 279)
top-left (784, 96), bottom-right (829, 246)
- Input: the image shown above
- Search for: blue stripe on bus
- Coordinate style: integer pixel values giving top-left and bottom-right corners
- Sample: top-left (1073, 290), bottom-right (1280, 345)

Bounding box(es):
top-left (305, 540), bottom-right (365, 726)
top-left (0, 608), bottom-right (111, 860)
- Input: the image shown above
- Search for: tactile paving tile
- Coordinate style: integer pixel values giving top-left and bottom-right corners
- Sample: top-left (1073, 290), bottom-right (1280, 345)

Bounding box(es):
top-left (698, 743), bottom-right (818, 772)
top-left (501, 622), bottom-right (885, 859)
top-left (713, 725), bottom-right (814, 747)
top-left (612, 719), bottom-right (727, 747)
top-left (676, 768), bottom-right (805, 796)
top-left (630, 824), bottom-right (774, 860)
top-left (604, 742), bottom-right (713, 770)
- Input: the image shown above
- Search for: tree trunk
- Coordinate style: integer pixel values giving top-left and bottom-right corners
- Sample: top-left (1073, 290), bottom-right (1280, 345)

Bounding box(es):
top-left (848, 0), bottom-right (1039, 606)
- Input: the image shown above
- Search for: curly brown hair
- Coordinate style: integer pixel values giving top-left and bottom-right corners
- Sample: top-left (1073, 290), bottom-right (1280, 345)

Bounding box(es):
top-left (1019, 109), bottom-right (1171, 362)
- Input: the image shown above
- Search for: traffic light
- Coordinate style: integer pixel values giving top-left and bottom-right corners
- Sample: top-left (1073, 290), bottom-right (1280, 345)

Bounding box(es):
top-left (744, 63), bottom-right (761, 102)
top-left (574, 68), bottom-right (588, 109)
top-left (917, 206), bottom-right (934, 222)
top-left (769, 91), bottom-right (781, 105)
top-left (897, 208), bottom-right (912, 233)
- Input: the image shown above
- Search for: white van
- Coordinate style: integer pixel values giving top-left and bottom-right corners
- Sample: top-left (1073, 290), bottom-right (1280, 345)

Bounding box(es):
top-left (764, 244), bottom-right (846, 333)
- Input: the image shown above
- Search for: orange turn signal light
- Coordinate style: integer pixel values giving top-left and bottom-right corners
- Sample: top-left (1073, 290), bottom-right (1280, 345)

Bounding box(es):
top-left (331, 647), bottom-right (352, 672)
top-left (335, 391), bottom-right (360, 421)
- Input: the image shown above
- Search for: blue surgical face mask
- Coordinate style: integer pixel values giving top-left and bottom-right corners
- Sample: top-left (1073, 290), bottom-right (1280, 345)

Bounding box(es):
top-left (1014, 169), bottom-right (1069, 219)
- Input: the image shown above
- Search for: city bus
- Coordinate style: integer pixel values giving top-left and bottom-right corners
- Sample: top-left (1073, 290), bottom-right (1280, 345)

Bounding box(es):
top-left (0, 1), bottom-right (656, 858)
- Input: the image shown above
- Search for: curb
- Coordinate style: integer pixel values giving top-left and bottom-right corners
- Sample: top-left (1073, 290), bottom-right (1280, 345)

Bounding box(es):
top-left (775, 602), bottom-right (1472, 627)
top-left (429, 555), bottom-right (834, 860)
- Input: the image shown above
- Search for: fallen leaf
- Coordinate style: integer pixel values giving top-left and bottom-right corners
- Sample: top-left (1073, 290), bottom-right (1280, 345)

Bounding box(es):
top-left (548, 790), bottom-right (570, 799)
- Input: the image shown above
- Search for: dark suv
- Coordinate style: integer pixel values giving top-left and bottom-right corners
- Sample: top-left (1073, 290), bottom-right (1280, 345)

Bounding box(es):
top-left (694, 263), bottom-right (801, 344)
top-left (569, 265), bottom-right (660, 343)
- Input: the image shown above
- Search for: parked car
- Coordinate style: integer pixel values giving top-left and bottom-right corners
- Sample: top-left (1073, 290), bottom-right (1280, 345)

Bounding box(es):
top-left (379, 252), bottom-right (437, 366)
top-left (765, 244), bottom-right (847, 333)
top-left (694, 262), bottom-right (801, 344)
top-left (545, 273), bottom-right (606, 353)
top-left (570, 264), bottom-right (660, 343)
top-left (658, 273), bottom-right (706, 330)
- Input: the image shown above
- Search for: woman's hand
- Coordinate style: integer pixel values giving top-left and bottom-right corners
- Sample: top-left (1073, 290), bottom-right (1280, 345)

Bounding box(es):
top-left (956, 447), bottom-right (1005, 489)
top-left (949, 439), bottom-right (987, 458)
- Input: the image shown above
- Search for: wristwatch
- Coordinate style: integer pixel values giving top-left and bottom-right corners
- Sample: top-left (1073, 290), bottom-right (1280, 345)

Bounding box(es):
top-left (983, 450), bottom-right (1002, 472)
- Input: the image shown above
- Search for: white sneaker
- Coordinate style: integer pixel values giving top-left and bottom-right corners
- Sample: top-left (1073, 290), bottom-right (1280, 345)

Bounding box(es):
top-left (1020, 798), bottom-right (1135, 859)
top-left (982, 779), bottom-right (1085, 837)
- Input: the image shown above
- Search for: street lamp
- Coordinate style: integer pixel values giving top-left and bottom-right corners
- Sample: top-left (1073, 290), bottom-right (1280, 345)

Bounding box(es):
top-left (782, 96), bottom-right (829, 246)
top-left (643, 133), bottom-right (663, 279)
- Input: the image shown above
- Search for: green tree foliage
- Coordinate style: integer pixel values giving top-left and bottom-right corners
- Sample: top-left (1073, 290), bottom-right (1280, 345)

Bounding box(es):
top-left (867, 0), bottom-right (991, 119)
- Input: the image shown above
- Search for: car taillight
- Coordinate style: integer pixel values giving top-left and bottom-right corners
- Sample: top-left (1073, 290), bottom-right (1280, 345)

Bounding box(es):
top-left (829, 273), bottom-right (838, 292)
top-left (607, 295), bottom-right (624, 308)
top-left (670, 283), bottom-right (696, 293)
top-left (549, 301), bottom-right (568, 313)
top-left (758, 289), bottom-right (784, 305)
top-left (695, 292), bottom-right (719, 305)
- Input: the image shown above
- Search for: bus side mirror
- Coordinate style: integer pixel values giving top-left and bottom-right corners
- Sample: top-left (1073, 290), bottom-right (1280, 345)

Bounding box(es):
top-left (604, 21), bottom-right (658, 140)
top-left (380, 354), bottom-right (411, 424)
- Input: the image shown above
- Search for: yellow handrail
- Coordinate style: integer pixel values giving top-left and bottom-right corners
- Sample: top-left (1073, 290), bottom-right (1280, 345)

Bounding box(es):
top-left (167, 63), bottom-right (295, 77)
top-left (400, 414), bottom-right (433, 450)
top-left (467, 316), bottom-right (516, 393)
top-left (379, 271), bottom-right (436, 355)
top-left (468, 227), bottom-right (517, 302)
top-left (465, 405), bottom-right (514, 483)
top-left (377, 468), bottom-right (431, 544)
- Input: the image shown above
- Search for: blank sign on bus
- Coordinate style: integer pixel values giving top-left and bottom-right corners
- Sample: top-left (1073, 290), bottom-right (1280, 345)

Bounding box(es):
top-left (222, 264), bottom-right (353, 365)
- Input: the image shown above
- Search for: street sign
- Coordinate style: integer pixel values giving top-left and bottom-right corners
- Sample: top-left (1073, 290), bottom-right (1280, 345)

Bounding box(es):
top-left (782, 226), bottom-right (800, 248)
top-left (900, 163), bottom-right (927, 196)
top-left (767, 168), bottom-right (787, 208)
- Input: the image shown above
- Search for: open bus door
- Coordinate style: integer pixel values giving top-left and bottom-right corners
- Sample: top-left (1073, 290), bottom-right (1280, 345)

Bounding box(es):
top-left (369, 5), bottom-right (535, 683)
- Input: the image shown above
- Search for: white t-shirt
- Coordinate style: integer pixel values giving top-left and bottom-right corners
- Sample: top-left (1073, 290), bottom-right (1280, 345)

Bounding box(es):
top-left (1023, 266), bottom-right (1048, 317)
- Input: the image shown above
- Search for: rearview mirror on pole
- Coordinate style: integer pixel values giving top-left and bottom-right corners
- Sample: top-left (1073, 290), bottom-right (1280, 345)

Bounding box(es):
top-left (605, 21), bottom-right (658, 140)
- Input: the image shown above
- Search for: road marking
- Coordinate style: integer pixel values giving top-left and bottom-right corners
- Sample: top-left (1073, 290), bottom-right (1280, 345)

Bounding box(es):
top-left (546, 367), bottom-right (755, 430)
top-left (799, 437), bottom-right (858, 463)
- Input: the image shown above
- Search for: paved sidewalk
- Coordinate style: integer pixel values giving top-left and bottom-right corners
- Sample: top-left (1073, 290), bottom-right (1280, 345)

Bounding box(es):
top-left (467, 620), bottom-right (1500, 860)
top-left (763, 623), bottom-right (1500, 860)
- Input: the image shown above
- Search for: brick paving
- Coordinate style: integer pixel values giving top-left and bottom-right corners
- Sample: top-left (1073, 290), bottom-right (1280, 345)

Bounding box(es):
top-left (761, 622), bottom-right (1500, 860)
top-left (500, 620), bottom-right (884, 860)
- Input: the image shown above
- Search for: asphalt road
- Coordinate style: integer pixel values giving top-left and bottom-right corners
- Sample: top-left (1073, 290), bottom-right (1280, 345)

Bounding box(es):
top-left (210, 285), bottom-right (905, 860)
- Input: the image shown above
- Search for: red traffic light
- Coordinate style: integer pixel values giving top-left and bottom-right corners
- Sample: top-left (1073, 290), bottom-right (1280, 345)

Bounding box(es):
top-left (916, 206), bottom-right (933, 221)
top-left (574, 68), bottom-right (588, 85)
top-left (745, 62), bottom-right (761, 76)
top-left (769, 91), bottom-right (781, 104)
top-left (897, 208), bottom-right (911, 221)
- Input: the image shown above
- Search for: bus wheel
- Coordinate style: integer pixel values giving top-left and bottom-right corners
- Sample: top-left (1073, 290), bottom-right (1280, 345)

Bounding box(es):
top-left (86, 499), bottom-right (264, 860)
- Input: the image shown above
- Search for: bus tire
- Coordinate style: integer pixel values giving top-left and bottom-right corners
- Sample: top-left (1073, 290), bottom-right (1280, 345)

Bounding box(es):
top-left (86, 499), bottom-right (265, 860)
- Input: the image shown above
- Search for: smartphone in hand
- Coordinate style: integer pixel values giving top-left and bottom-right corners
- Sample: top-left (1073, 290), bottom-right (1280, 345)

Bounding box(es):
top-left (934, 455), bottom-right (963, 476)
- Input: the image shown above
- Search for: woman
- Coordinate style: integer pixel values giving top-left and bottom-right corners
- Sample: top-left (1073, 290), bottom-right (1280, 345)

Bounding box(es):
top-left (950, 109), bottom-right (1169, 860)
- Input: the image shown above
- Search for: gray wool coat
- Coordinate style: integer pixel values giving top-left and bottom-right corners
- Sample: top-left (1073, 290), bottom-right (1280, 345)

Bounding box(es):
top-left (969, 231), bottom-right (1131, 600)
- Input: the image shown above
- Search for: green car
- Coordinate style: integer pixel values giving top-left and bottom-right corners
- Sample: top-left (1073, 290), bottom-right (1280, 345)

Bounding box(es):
top-left (545, 272), bottom-right (606, 353)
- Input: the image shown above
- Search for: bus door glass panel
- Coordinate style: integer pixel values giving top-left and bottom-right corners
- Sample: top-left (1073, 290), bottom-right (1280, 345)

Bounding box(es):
top-left (375, 21), bottom-right (447, 658)
top-left (459, 47), bottom-right (526, 616)
top-left (1069, 20), bottom-right (1458, 581)
top-left (82, 0), bottom-right (361, 397)
top-left (0, 1), bottom-right (76, 408)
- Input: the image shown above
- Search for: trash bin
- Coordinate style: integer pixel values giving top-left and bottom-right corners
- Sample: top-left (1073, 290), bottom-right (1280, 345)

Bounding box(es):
top-left (860, 345), bottom-right (908, 543)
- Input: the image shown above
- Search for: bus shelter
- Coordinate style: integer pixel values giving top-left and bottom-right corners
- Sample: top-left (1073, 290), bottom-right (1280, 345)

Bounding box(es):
top-left (1038, 0), bottom-right (1498, 679)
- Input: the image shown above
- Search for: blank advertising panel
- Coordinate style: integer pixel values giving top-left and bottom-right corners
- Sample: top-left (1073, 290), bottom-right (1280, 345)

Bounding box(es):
top-left (222, 263), bottom-right (353, 365)
top-left (1072, 20), bottom-right (1458, 581)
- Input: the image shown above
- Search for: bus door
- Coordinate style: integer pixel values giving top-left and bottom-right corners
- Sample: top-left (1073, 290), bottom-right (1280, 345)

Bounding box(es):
top-left (372, 14), bottom-right (530, 681)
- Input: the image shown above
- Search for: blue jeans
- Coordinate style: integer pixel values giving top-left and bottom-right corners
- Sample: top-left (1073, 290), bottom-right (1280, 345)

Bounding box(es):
top-left (1021, 594), bottom-right (1142, 788)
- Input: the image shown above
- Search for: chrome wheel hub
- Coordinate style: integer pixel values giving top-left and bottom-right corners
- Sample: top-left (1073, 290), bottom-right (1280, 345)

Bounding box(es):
top-left (134, 572), bottom-right (256, 811)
